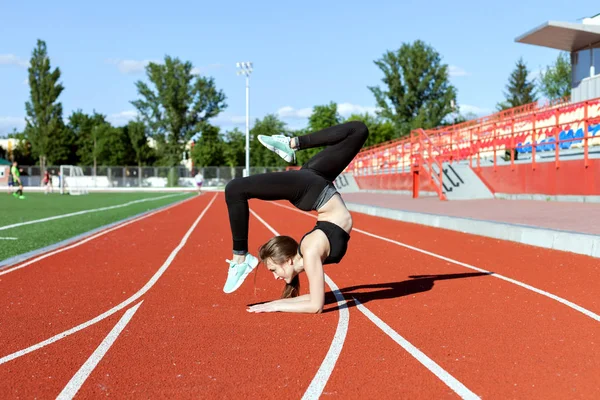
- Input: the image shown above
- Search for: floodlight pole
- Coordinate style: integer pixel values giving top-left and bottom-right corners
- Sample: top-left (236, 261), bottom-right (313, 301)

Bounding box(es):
top-left (237, 62), bottom-right (253, 177)
top-left (245, 74), bottom-right (250, 177)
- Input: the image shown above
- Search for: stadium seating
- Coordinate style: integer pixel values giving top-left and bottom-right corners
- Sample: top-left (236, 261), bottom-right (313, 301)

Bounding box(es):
top-left (349, 97), bottom-right (600, 174)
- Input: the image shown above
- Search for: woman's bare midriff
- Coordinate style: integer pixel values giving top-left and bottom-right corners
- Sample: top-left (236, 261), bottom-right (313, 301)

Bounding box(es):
top-left (316, 193), bottom-right (353, 233)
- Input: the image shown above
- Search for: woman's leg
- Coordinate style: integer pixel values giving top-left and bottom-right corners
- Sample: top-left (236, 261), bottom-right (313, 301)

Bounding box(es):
top-left (223, 169), bottom-right (319, 293)
top-left (225, 169), bottom-right (316, 257)
top-left (258, 121), bottom-right (369, 182)
top-left (296, 121), bottom-right (369, 181)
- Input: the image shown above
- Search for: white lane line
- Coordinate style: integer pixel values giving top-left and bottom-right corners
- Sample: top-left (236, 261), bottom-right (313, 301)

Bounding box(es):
top-left (249, 208), bottom-right (349, 400)
top-left (0, 195), bottom-right (196, 277)
top-left (269, 201), bottom-right (600, 322)
top-left (0, 237), bottom-right (17, 240)
top-left (0, 193), bottom-right (185, 232)
top-left (354, 228), bottom-right (600, 322)
top-left (353, 298), bottom-right (480, 400)
top-left (0, 193), bottom-right (217, 365)
top-left (56, 301), bottom-right (144, 400)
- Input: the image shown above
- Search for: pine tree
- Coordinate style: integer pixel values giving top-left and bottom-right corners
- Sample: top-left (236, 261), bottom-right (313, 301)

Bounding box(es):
top-left (497, 57), bottom-right (538, 110)
top-left (24, 39), bottom-right (67, 168)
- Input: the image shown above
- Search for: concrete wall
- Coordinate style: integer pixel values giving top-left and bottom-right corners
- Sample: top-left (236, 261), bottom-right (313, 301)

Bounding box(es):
top-left (474, 158), bottom-right (600, 196)
top-left (572, 74), bottom-right (600, 103)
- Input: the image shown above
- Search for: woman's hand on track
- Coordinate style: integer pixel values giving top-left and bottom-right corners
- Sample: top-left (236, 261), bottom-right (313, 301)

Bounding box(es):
top-left (247, 301), bottom-right (278, 313)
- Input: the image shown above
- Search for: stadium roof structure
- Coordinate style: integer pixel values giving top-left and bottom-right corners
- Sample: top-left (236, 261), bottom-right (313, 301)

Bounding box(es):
top-left (515, 15), bottom-right (600, 52)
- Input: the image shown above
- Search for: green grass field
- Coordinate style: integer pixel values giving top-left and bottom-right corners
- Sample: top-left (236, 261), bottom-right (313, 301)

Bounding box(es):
top-left (0, 191), bottom-right (196, 262)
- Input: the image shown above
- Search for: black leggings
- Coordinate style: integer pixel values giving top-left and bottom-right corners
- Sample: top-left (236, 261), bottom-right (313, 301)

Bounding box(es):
top-left (225, 120), bottom-right (369, 254)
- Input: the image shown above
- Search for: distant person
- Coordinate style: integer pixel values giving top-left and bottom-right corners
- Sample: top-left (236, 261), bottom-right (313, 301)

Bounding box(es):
top-left (11, 161), bottom-right (25, 199)
top-left (58, 171), bottom-right (62, 194)
top-left (7, 166), bottom-right (14, 195)
top-left (194, 170), bottom-right (204, 195)
top-left (42, 170), bottom-right (53, 194)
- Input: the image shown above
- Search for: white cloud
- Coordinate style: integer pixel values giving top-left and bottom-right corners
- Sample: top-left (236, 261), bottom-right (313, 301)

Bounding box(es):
top-left (106, 59), bottom-right (160, 74)
top-left (0, 117), bottom-right (26, 135)
top-left (276, 106), bottom-right (313, 119)
top-left (448, 65), bottom-right (469, 77)
top-left (276, 103), bottom-right (379, 120)
top-left (0, 54), bottom-right (29, 68)
top-left (106, 110), bottom-right (138, 126)
top-left (192, 64), bottom-right (224, 75)
top-left (337, 103), bottom-right (379, 117)
top-left (214, 114), bottom-right (249, 125)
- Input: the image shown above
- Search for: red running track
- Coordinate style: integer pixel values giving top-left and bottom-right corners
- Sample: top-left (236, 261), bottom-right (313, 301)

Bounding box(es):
top-left (0, 193), bottom-right (599, 399)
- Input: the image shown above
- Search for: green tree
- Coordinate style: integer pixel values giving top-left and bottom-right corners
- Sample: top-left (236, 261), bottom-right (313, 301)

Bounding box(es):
top-left (308, 102), bottom-right (342, 131)
top-left (24, 39), bottom-right (67, 168)
top-left (132, 56), bottom-right (227, 168)
top-left (538, 52), bottom-right (571, 101)
top-left (7, 130), bottom-right (36, 165)
top-left (218, 127), bottom-right (246, 178)
top-left (497, 57), bottom-right (538, 110)
top-left (127, 119), bottom-right (154, 166)
top-left (368, 40), bottom-right (457, 137)
top-left (89, 122), bottom-right (112, 172)
top-left (345, 113), bottom-right (395, 148)
top-left (126, 119), bottom-right (156, 185)
top-left (222, 128), bottom-right (246, 168)
top-left (250, 114), bottom-right (290, 168)
top-left (67, 110), bottom-right (108, 168)
top-left (97, 125), bottom-right (136, 166)
top-left (191, 124), bottom-right (225, 167)
top-left (295, 102), bottom-right (342, 165)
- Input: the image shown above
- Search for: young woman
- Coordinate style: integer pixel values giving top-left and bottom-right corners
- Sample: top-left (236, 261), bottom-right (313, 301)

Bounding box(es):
top-left (194, 170), bottom-right (204, 195)
top-left (223, 121), bottom-right (368, 314)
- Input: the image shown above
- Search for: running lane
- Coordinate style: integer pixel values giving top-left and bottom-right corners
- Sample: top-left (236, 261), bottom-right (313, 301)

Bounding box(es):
top-left (0, 194), bottom-right (214, 398)
top-left (0, 311), bottom-right (128, 397)
top-left (250, 200), bottom-right (476, 399)
top-left (68, 195), bottom-right (340, 399)
top-left (347, 210), bottom-right (600, 316)
top-left (0, 195), bottom-right (209, 355)
top-left (258, 200), bottom-right (600, 399)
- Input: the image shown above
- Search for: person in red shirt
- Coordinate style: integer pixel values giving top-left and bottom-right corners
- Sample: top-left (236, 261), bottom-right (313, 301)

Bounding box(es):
top-left (42, 170), bottom-right (53, 194)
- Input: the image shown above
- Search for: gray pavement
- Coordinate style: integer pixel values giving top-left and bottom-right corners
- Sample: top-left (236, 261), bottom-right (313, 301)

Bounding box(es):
top-left (342, 192), bottom-right (600, 258)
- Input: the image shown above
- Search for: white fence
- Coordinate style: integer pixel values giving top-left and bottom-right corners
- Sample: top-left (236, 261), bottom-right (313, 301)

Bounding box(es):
top-left (5, 166), bottom-right (287, 189)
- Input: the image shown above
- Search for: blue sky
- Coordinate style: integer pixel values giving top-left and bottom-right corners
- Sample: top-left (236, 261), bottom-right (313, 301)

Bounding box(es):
top-left (0, 0), bottom-right (598, 136)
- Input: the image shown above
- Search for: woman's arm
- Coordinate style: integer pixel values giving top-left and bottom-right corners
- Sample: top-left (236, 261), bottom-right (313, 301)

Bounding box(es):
top-left (271, 294), bottom-right (311, 304)
top-left (247, 234), bottom-right (326, 314)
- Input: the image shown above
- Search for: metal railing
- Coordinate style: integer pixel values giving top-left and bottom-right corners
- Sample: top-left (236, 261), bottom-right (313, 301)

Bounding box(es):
top-left (412, 129), bottom-right (446, 200)
top-left (349, 97), bottom-right (600, 175)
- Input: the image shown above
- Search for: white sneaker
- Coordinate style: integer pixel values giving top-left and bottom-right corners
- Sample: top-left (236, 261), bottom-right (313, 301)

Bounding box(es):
top-left (257, 134), bottom-right (296, 163)
top-left (223, 253), bottom-right (259, 293)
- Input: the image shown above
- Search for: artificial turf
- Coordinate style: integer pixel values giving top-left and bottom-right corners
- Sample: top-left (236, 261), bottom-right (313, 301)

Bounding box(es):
top-left (0, 191), bottom-right (196, 262)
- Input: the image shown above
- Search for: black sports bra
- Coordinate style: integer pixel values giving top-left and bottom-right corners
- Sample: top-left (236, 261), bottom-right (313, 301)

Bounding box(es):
top-left (298, 221), bottom-right (350, 264)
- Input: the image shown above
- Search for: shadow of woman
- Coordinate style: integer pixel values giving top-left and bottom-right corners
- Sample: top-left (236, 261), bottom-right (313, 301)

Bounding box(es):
top-left (322, 272), bottom-right (493, 313)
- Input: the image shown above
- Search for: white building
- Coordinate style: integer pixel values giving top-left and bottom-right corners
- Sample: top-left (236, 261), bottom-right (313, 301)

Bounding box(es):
top-left (515, 12), bottom-right (600, 102)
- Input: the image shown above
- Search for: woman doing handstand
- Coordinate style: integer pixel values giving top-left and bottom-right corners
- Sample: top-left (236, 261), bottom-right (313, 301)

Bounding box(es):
top-left (223, 121), bottom-right (369, 313)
